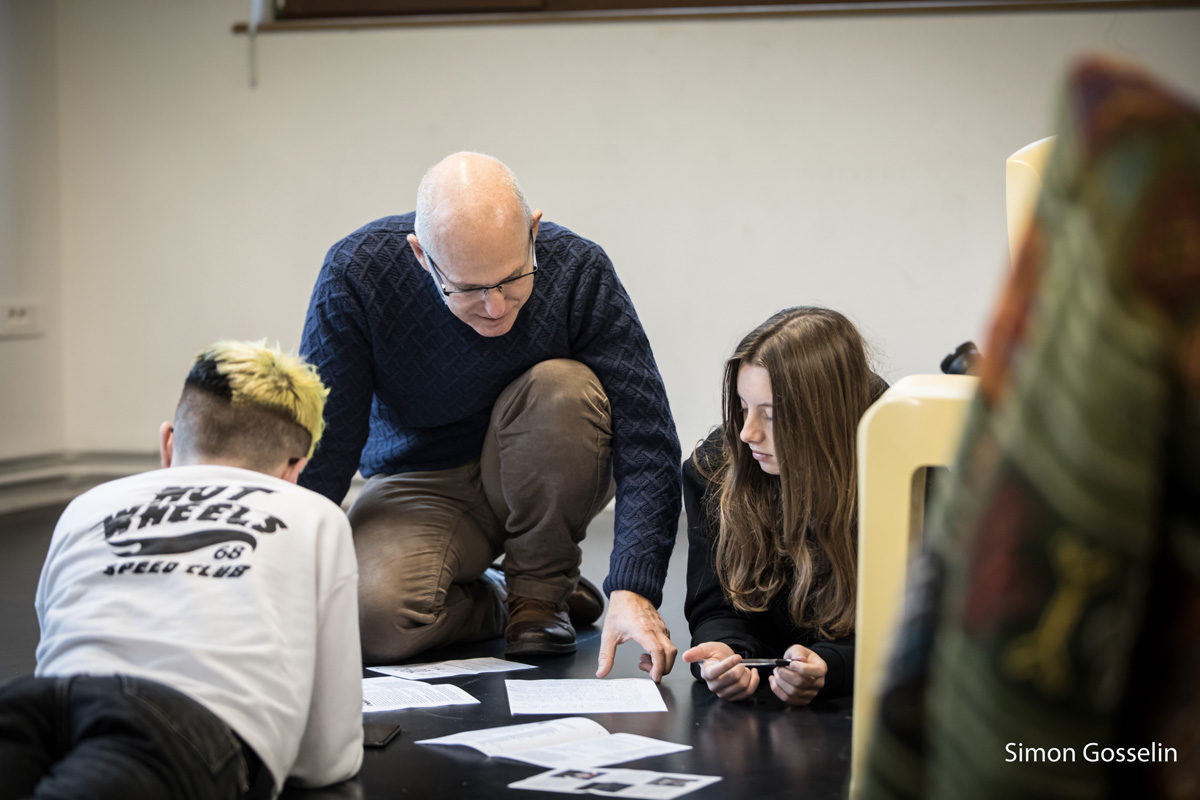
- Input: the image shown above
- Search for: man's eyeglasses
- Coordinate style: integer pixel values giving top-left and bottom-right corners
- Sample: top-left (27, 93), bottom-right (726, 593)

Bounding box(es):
top-left (426, 231), bottom-right (538, 302)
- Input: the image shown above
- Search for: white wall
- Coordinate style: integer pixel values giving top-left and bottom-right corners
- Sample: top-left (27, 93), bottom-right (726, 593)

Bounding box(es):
top-left (37, 1), bottom-right (1200, 455)
top-left (0, 0), bottom-right (63, 460)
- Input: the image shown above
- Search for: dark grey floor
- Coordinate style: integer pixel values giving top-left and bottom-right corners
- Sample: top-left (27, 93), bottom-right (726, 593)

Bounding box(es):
top-left (0, 503), bottom-right (852, 799)
top-left (0, 503), bottom-right (60, 681)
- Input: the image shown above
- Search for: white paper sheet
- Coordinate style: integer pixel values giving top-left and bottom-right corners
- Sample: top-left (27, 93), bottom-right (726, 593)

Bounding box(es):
top-left (505, 679), bottom-right (668, 715)
top-left (509, 767), bottom-right (721, 798)
top-left (361, 676), bottom-right (479, 712)
top-left (417, 717), bottom-right (608, 757)
top-left (417, 717), bottom-right (690, 768)
top-left (369, 656), bottom-right (536, 681)
top-left (503, 733), bottom-right (690, 769)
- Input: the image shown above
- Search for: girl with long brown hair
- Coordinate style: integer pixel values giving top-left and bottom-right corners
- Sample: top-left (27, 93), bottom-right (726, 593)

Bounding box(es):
top-left (681, 307), bottom-right (885, 704)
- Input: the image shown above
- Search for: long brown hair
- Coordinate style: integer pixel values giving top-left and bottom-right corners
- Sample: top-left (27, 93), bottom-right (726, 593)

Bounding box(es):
top-left (710, 307), bottom-right (877, 639)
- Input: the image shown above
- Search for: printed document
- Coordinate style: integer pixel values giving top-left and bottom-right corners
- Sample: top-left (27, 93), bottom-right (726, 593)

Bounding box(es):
top-left (417, 717), bottom-right (689, 768)
top-left (506, 679), bottom-right (668, 715)
top-left (510, 767), bottom-right (721, 798)
top-left (370, 656), bottom-right (535, 680)
top-left (361, 676), bottom-right (479, 713)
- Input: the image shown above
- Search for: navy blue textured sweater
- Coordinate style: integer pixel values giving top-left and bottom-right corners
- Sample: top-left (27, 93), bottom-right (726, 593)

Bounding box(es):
top-left (299, 214), bottom-right (682, 605)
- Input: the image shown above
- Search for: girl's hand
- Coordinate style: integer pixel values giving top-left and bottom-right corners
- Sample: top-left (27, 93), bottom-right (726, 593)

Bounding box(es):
top-left (682, 641), bottom-right (760, 702)
top-left (769, 644), bottom-right (826, 706)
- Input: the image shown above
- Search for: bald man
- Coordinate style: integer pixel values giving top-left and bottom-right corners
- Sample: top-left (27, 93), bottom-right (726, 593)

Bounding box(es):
top-left (300, 153), bottom-right (682, 680)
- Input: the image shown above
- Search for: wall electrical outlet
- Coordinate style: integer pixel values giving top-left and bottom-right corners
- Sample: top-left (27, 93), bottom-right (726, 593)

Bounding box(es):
top-left (0, 300), bottom-right (45, 338)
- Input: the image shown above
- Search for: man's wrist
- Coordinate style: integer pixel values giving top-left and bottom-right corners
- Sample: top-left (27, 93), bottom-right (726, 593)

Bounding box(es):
top-left (602, 560), bottom-right (665, 607)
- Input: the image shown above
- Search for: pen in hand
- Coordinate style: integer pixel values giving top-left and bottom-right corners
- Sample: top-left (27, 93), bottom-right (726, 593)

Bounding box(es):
top-left (739, 658), bottom-right (801, 668)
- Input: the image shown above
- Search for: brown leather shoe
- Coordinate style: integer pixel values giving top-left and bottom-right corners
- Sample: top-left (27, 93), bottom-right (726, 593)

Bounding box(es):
top-left (566, 575), bottom-right (605, 628)
top-left (504, 596), bottom-right (576, 656)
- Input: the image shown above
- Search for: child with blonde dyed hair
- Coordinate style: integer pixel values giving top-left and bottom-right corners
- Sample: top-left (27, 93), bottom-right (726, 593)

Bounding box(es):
top-left (163, 340), bottom-right (329, 478)
top-left (0, 341), bottom-right (362, 800)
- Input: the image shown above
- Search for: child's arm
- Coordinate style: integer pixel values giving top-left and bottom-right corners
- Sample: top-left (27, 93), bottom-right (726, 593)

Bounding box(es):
top-left (289, 519), bottom-right (364, 788)
top-left (682, 449), bottom-right (764, 672)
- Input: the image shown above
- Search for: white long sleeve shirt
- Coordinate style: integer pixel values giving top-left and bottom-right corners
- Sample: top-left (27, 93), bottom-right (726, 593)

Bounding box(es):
top-left (35, 464), bottom-right (364, 793)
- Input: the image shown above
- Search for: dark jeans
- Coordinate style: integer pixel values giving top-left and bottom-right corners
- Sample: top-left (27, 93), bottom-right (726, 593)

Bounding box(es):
top-left (0, 674), bottom-right (265, 800)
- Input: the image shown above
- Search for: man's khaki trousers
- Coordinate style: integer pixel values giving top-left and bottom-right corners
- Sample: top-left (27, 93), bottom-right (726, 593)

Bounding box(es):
top-left (349, 359), bottom-right (614, 664)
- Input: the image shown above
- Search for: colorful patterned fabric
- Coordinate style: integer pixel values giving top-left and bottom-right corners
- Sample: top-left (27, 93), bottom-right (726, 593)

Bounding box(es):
top-left (861, 56), bottom-right (1200, 800)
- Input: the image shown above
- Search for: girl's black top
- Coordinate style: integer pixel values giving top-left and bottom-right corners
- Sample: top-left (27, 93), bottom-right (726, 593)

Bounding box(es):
top-left (682, 429), bottom-right (855, 697)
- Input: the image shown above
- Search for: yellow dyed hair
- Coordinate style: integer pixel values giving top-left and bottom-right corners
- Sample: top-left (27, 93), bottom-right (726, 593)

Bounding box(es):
top-left (187, 340), bottom-right (328, 458)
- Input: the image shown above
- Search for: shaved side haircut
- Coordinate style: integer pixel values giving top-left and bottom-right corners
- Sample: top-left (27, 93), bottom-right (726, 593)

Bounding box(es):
top-left (172, 340), bottom-right (329, 472)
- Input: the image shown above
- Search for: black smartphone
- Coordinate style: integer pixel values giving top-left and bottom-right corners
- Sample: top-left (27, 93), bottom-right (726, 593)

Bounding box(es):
top-left (363, 721), bottom-right (402, 749)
